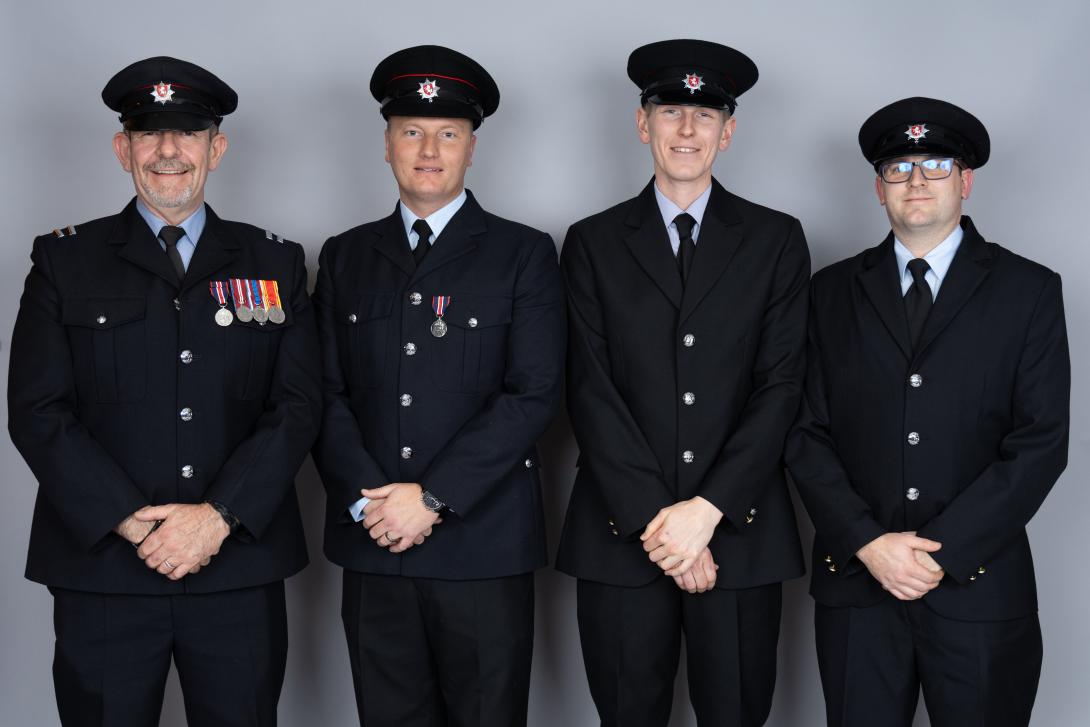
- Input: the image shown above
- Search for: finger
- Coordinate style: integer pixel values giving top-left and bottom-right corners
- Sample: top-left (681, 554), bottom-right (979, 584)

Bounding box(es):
top-left (156, 558), bottom-right (178, 575)
top-left (188, 565), bottom-right (201, 575)
top-left (413, 535), bottom-right (426, 545)
top-left (134, 505), bottom-right (173, 522)
top-left (434, 517), bottom-right (443, 525)
top-left (200, 557), bottom-right (211, 566)
top-left (665, 556), bottom-right (697, 577)
top-left (689, 569), bottom-right (708, 593)
top-left (701, 555), bottom-right (717, 585)
top-left (641, 511), bottom-right (667, 542)
top-left (361, 485), bottom-right (398, 498)
top-left (647, 546), bottom-right (669, 564)
top-left (659, 554), bottom-right (686, 573)
top-left (136, 536), bottom-right (164, 560)
top-left (389, 539), bottom-right (414, 554)
top-left (673, 575), bottom-right (687, 590)
top-left (907, 536), bottom-right (943, 552)
top-left (681, 571), bottom-right (699, 593)
top-left (422, 528), bottom-right (433, 537)
top-left (170, 562), bottom-right (194, 580)
top-left (369, 528), bottom-right (389, 543)
top-left (362, 511), bottom-right (384, 529)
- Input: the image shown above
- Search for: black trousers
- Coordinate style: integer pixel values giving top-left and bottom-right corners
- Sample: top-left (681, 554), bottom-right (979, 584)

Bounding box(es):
top-left (815, 598), bottom-right (1042, 727)
top-left (576, 577), bottom-right (782, 727)
top-left (341, 570), bottom-right (535, 727)
top-left (50, 581), bottom-right (288, 727)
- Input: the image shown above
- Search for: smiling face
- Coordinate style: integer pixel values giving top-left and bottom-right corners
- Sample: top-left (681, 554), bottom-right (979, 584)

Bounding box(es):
top-left (385, 115), bottom-right (476, 218)
top-left (113, 127), bottom-right (227, 224)
top-left (637, 103), bottom-right (734, 194)
top-left (875, 154), bottom-right (973, 242)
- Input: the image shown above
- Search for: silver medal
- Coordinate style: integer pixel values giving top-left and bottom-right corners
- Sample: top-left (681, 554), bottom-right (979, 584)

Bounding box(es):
top-left (236, 306), bottom-right (253, 323)
top-left (430, 318), bottom-right (448, 338)
top-left (253, 307), bottom-right (269, 325)
top-left (215, 307), bottom-right (234, 327)
top-left (268, 306), bottom-right (286, 324)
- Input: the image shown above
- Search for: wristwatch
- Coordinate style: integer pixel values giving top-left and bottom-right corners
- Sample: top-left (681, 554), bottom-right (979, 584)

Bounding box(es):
top-left (206, 500), bottom-right (241, 534)
top-left (421, 489), bottom-right (445, 513)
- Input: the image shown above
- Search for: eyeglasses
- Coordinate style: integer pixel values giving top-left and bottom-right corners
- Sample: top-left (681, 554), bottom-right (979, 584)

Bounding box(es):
top-left (879, 157), bottom-right (961, 183)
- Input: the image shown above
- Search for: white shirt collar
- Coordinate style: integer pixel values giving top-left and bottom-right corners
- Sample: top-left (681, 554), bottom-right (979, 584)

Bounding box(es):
top-left (400, 190), bottom-right (468, 248)
top-left (653, 181), bottom-right (712, 243)
top-left (893, 223), bottom-right (964, 297)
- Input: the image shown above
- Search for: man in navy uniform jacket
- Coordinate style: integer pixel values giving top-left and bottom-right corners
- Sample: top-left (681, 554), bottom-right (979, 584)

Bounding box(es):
top-left (312, 45), bottom-right (564, 727)
top-left (786, 96), bottom-right (1070, 727)
top-left (8, 56), bottom-right (321, 726)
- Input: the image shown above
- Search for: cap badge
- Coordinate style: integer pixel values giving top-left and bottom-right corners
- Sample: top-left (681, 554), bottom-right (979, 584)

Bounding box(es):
top-left (150, 82), bottom-right (175, 105)
top-left (682, 73), bottom-right (705, 94)
top-left (417, 79), bottom-right (440, 102)
top-left (905, 123), bottom-right (929, 144)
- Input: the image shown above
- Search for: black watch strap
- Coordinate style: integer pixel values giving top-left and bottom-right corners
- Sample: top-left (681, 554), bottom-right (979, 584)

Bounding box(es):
top-left (206, 500), bottom-right (241, 534)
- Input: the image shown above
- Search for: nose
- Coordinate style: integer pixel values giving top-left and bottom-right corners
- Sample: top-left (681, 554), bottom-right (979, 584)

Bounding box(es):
top-left (907, 163), bottom-right (927, 186)
top-left (420, 134), bottom-right (439, 159)
top-left (678, 110), bottom-right (695, 136)
top-left (157, 130), bottom-right (181, 157)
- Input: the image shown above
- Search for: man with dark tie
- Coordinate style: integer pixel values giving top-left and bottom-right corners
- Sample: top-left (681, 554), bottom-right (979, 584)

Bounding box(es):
top-left (786, 97), bottom-right (1070, 726)
top-left (311, 45), bottom-right (564, 726)
top-left (7, 57), bottom-right (321, 725)
top-left (555, 39), bottom-right (810, 726)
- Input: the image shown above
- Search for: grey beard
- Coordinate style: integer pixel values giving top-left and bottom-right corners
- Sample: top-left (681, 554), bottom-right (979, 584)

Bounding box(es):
top-left (142, 181), bottom-right (195, 209)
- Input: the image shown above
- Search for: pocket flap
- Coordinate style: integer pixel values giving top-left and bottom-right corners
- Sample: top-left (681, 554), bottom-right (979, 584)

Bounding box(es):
top-left (62, 296), bottom-right (146, 329)
top-left (444, 296), bottom-right (513, 330)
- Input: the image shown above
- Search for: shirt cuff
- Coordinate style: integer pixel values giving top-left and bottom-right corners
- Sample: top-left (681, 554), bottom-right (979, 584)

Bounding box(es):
top-left (347, 496), bottom-right (371, 523)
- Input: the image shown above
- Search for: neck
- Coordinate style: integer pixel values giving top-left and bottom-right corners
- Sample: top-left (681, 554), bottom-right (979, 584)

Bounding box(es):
top-left (654, 175), bottom-right (711, 211)
top-left (400, 188), bottom-right (463, 220)
top-left (140, 196), bottom-right (203, 227)
top-left (893, 217), bottom-right (961, 258)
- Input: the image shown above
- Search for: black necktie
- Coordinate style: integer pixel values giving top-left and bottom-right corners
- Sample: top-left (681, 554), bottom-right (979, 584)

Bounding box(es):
top-left (411, 219), bottom-right (433, 268)
top-left (674, 213), bottom-right (696, 286)
top-left (904, 258), bottom-right (933, 348)
top-left (159, 225), bottom-right (186, 283)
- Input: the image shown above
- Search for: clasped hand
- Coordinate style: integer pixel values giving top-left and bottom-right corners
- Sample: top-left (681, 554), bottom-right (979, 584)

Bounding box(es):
top-left (856, 531), bottom-right (944, 601)
top-left (115, 503), bottom-right (229, 580)
top-left (361, 483), bottom-right (440, 554)
top-left (641, 496), bottom-right (723, 593)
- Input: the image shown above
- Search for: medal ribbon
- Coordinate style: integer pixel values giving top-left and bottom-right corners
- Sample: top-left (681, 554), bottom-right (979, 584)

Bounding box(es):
top-left (250, 280), bottom-right (267, 312)
top-left (229, 278), bottom-right (252, 312)
top-left (209, 281), bottom-right (228, 307)
top-left (432, 295), bottom-right (451, 317)
top-left (266, 280), bottom-right (282, 309)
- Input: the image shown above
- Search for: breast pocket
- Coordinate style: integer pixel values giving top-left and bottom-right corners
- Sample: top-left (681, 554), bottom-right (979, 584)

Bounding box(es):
top-left (432, 296), bottom-right (512, 394)
top-left (62, 297), bottom-right (147, 403)
top-left (226, 313), bottom-right (295, 400)
top-left (337, 292), bottom-right (394, 389)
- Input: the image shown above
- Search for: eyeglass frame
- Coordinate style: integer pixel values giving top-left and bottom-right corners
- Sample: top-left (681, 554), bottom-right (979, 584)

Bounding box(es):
top-left (878, 157), bottom-right (965, 184)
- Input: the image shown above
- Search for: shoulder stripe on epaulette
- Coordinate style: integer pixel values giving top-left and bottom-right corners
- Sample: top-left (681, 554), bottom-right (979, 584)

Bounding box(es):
top-left (264, 230), bottom-right (285, 244)
top-left (52, 225), bottom-right (77, 238)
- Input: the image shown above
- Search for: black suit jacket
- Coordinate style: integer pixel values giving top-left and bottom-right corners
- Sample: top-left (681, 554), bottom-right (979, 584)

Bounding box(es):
top-left (312, 191), bottom-right (565, 579)
top-left (555, 179), bottom-right (809, 589)
top-left (8, 199), bottom-right (321, 594)
top-left (786, 217), bottom-right (1070, 621)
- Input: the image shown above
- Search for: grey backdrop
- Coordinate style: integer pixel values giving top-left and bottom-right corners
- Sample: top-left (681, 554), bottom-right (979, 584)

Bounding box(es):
top-left (2, 1), bottom-right (1087, 725)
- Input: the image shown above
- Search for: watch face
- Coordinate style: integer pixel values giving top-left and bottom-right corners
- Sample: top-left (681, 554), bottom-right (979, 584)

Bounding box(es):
top-left (422, 491), bottom-right (443, 512)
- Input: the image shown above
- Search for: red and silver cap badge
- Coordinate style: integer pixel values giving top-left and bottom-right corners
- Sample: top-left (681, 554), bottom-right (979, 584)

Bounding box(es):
top-left (150, 82), bottom-right (175, 105)
top-left (905, 123), bottom-right (929, 144)
top-left (682, 73), bottom-right (705, 94)
top-left (417, 79), bottom-right (440, 102)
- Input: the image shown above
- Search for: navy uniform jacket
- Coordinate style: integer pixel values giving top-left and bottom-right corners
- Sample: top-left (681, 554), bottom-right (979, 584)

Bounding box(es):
top-left (312, 191), bottom-right (565, 579)
top-left (555, 179), bottom-right (809, 589)
top-left (8, 199), bottom-right (321, 595)
top-left (786, 217), bottom-right (1070, 621)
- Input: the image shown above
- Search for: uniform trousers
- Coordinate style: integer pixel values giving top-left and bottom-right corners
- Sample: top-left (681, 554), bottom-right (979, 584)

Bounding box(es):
top-left (815, 598), bottom-right (1042, 727)
top-left (341, 570), bottom-right (534, 727)
top-left (50, 581), bottom-right (288, 727)
top-left (576, 577), bottom-right (782, 727)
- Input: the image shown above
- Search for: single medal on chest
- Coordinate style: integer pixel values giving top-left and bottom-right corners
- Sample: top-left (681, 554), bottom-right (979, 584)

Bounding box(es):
top-left (209, 281), bottom-right (234, 326)
top-left (431, 295), bottom-right (451, 338)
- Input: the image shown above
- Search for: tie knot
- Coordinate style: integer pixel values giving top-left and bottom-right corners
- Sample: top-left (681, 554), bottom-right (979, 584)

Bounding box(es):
top-left (907, 258), bottom-right (930, 285)
top-left (159, 225), bottom-right (185, 247)
top-left (673, 213), bottom-right (696, 241)
top-left (412, 219), bottom-right (434, 244)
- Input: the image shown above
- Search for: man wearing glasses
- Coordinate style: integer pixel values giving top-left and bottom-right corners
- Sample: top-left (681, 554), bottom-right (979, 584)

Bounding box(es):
top-left (8, 57), bottom-right (321, 725)
top-left (787, 96), bottom-right (1070, 726)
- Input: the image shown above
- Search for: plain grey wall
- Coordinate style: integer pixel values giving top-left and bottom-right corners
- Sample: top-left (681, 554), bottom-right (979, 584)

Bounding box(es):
top-left (2, 1), bottom-right (1087, 725)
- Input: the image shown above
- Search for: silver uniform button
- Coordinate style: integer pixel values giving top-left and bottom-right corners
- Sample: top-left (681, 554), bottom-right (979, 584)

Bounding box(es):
top-left (400, 447), bottom-right (413, 460)
top-left (400, 394), bottom-right (413, 407)
top-left (179, 407), bottom-right (193, 422)
top-left (907, 432), bottom-right (920, 446)
top-left (409, 292), bottom-right (423, 305)
top-left (525, 458), bottom-right (534, 468)
top-left (909, 374), bottom-right (923, 388)
top-left (683, 334), bottom-right (696, 347)
top-left (179, 350), bottom-right (194, 364)
top-left (347, 313), bottom-right (358, 324)
top-left (181, 465), bottom-right (194, 479)
top-left (682, 392), bottom-right (696, 406)
top-left (682, 450), bottom-right (695, 464)
top-left (96, 315), bottom-right (107, 325)
top-left (404, 342), bottom-right (417, 356)
top-left (173, 297), bottom-right (182, 311)
top-left (906, 487), bottom-right (920, 501)
top-left (468, 317), bottom-right (478, 328)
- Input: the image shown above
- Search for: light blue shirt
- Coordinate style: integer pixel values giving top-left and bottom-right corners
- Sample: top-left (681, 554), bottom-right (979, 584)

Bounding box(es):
top-left (893, 224), bottom-right (964, 299)
top-left (400, 190), bottom-right (468, 251)
top-left (135, 198), bottom-right (206, 271)
top-left (347, 190), bottom-right (469, 523)
top-left (654, 181), bottom-right (712, 256)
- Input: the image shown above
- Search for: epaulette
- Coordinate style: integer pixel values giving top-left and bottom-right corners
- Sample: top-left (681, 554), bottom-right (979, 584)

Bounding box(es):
top-left (264, 229), bottom-right (285, 243)
top-left (51, 225), bottom-right (77, 238)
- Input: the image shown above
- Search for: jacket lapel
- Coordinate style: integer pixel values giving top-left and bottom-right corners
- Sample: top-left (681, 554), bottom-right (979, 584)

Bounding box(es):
top-left (110, 199), bottom-right (183, 288)
top-left (623, 181), bottom-right (682, 309)
top-left (181, 205), bottom-right (240, 292)
top-left (412, 190), bottom-right (485, 281)
top-left (373, 205), bottom-right (416, 277)
top-left (913, 217), bottom-right (994, 361)
top-left (857, 234), bottom-right (913, 360)
top-left (679, 179), bottom-right (743, 324)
